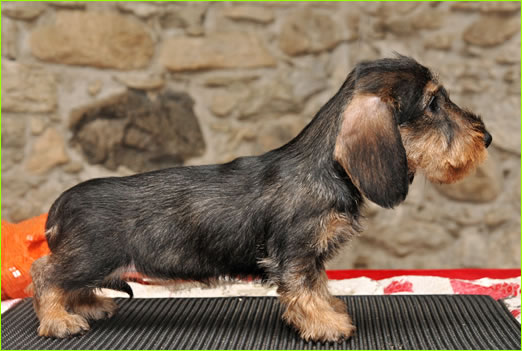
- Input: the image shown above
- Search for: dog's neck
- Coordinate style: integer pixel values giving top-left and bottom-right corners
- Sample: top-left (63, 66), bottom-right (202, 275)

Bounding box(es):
top-left (261, 91), bottom-right (363, 216)
top-left (271, 91), bottom-right (346, 164)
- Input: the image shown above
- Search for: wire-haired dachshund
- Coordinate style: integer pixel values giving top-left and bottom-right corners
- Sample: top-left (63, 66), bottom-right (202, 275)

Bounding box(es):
top-left (30, 55), bottom-right (492, 342)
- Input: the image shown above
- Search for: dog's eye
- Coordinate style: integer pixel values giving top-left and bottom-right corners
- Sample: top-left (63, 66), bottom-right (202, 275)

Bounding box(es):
top-left (427, 96), bottom-right (438, 113)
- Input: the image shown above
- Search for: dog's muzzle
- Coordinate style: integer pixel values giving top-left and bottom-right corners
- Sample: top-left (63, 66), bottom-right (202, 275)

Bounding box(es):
top-left (483, 131), bottom-right (492, 148)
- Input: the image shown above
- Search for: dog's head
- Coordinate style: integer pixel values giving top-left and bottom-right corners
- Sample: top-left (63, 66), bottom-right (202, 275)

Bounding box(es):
top-left (334, 55), bottom-right (491, 208)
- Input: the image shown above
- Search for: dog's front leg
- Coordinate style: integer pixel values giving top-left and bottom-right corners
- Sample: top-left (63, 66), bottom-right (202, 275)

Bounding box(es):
top-left (277, 269), bottom-right (355, 342)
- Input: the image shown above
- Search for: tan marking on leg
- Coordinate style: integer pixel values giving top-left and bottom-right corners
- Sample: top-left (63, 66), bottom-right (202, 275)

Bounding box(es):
top-left (37, 287), bottom-right (90, 338)
top-left (278, 271), bottom-right (355, 342)
top-left (30, 255), bottom-right (51, 321)
top-left (315, 212), bottom-right (355, 252)
top-left (329, 296), bottom-right (348, 314)
top-left (318, 271), bottom-right (348, 314)
top-left (68, 290), bottom-right (117, 321)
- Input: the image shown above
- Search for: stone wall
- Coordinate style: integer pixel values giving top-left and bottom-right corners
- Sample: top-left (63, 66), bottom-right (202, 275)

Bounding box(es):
top-left (2, 1), bottom-right (520, 269)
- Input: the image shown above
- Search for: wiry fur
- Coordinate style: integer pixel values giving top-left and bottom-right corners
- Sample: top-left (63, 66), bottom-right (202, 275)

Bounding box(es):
top-left (30, 56), bottom-right (491, 342)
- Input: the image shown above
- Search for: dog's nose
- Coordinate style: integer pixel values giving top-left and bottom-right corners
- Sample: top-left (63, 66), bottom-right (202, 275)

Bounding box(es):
top-left (483, 131), bottom-right (492, 148)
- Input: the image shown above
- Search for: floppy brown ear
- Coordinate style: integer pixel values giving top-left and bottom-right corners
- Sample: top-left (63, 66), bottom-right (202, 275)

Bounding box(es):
top-left (334, 94), bottom-right (409, 208)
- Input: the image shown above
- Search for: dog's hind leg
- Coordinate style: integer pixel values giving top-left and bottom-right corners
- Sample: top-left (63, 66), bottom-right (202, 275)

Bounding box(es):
top-left (30, 255), bottom-right (90, 338)
top-left (67, 289), bottom-right (118, 321)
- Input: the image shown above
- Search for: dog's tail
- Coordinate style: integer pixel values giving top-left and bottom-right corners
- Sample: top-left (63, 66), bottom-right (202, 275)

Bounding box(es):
top-left (100, 279), bottom-right (134, 298)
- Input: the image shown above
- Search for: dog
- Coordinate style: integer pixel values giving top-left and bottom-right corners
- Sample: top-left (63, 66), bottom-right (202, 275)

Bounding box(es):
top-left (30, 56), bottom-right (492, 342)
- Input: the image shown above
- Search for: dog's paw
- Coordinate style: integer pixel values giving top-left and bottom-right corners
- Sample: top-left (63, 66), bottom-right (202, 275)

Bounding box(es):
top-left (304, 322), bottom-right (355, 343)
top-left (72, 296), bottom-right (118, 321)
top-left (38, 313), bottom-right (89, 338)
top-left (297, 312), bottom-right (355, 343)
top-left (328, 322), bottom-right (356, 343)
top-left (329, 296), bottom-right (347, 314)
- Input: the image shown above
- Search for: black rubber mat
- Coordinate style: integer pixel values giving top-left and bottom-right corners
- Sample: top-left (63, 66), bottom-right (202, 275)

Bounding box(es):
top-left (1, 295), bottom-right (520, 350)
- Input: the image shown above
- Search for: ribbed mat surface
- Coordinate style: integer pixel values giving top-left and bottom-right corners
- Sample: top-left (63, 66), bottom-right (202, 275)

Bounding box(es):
top-left (1, 295), bottom-right (520, 350)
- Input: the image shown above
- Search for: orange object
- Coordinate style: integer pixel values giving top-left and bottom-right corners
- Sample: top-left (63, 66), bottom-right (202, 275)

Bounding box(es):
top-left (1, 213), bottom-right (50, 300)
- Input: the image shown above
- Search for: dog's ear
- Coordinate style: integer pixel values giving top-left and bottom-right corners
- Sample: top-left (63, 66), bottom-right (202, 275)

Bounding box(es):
top-left (334, 94), bottom-right (409, 208)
